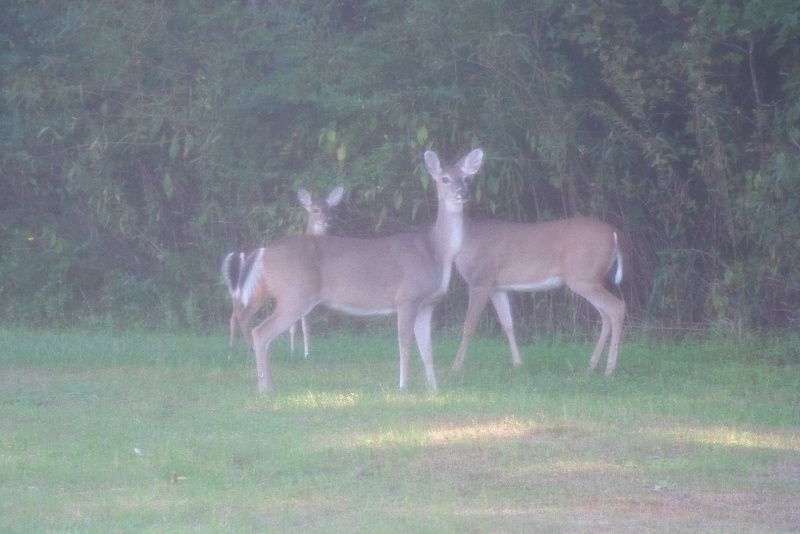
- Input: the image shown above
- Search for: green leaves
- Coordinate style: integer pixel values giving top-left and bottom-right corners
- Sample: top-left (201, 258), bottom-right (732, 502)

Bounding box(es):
top-left (162, 173), bottom-right (174, 201)
top-left (2, 0), bottom-right (799, 333)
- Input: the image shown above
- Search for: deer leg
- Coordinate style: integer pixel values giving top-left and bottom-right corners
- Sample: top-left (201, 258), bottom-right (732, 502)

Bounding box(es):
top-left (413, 305), bottom-right (438, 391)
top-left (228, 309), bottom-right (238, 361)
top-left (489, 291), bottom-right (522, 367)
top-left (252, 303), bottom-right (310, 393)
top-left (230, 305), bottom-right (255, 360)
top-left (570, 283), bottom-right (625, 376)
top-left (238, 312), bottom-right (254, 352)
top-left (301, 315), bottom-right (310, 358)
top-left (601, 292), bottom-right (625, 376)
top-left (588, 306), bottom-right (611, 372)
top-left (396, 307), bottom-right (416, 390)
top-left (452, 285), bottom-right (493, 371)
top-left (288, 322), bottom-right (297, 353)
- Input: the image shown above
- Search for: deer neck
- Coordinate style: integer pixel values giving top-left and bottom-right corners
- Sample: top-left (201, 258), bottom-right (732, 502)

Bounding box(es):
top-left (429, 201), bottom-right (465, 264)
top-left (307, 221), bottom-right (326, 235)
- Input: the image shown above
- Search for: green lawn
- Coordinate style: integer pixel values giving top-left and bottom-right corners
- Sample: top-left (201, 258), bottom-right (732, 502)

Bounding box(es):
top-left (1, 329), bottom-right (798, 532)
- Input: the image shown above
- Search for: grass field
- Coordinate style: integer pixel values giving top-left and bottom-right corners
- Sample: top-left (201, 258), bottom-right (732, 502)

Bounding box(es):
top-left (1, 328), bottom-right (799, 532)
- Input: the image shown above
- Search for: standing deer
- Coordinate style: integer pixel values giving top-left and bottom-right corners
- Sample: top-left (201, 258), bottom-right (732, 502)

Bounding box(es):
top-left (221, 185), bottom-right (344, 360)
top-left (452, 216), bottom-right (626, 376)
top-left (246, 148), bottom-right (484, 393)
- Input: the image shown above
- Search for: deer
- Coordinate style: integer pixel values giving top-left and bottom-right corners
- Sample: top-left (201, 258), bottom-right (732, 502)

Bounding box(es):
top-left (221, 185), bottom-right (344, 360)
top-left (245, 148), bottom-right (484, 393)
top-left (451, 216), bottom-right (626, 376)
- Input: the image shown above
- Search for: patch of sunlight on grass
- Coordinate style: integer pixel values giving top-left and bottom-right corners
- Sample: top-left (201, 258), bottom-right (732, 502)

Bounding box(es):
top-left (671, 426), bottom-right (800, 451)
top-left (260, 389), bottom-right (485, 415)
top-left (342, 416), bottom-right (533, 450)
top-left (267, 390), bottom-right (363, 411)
top-left (421, 417), bottom-right (531, 446)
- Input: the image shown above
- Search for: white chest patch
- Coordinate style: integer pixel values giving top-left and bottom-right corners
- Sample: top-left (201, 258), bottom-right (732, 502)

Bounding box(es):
top-left (435, 224), bottom-right (461, 298)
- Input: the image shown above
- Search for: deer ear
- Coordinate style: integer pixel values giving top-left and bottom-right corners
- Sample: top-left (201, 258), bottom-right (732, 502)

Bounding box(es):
top-left (424, 150), bottom-right (443, 181)
top-left (297, 188), bottom-right (312, 209)
top-left (327, 185), bottom-right (344, 207)
top-left (459, 148), bottom-right (485, 177)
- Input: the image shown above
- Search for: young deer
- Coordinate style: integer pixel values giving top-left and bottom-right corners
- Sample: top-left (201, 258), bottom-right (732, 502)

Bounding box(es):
top-left (246, 148), bottom-right (484, 393)
top-left (452, 216), bottom-right (626, 375)
top-left (221, 185), bottom-right (344, 360)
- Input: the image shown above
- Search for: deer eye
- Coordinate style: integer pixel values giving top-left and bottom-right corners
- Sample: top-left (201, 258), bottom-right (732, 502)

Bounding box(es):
top-left (442, 176), bottom-right (450, 184)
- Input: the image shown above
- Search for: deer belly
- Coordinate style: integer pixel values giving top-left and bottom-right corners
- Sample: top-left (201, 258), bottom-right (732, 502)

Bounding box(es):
top-left (499, 275), bottom-right (563, 293)
top-left (326, 302), bottom-right (396, 316)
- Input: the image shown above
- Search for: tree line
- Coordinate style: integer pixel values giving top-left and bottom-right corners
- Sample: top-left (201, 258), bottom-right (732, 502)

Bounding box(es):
top-left (1, 0), bottom-right (798, 338)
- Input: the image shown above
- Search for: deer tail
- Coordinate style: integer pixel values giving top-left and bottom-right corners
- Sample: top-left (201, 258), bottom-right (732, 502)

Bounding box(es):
top-left (237, 248), bottom-right (266, 308)
top-left (612, 232), bottom-right (624, 285)
top-left (221, 252), bottom-right (245, 297)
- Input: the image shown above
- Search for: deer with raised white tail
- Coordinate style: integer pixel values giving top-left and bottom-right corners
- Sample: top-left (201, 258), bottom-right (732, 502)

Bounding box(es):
top-left (452, 216), bottom-right (626, 376)
top-left (247, 148), bottom-right (484, 393)
top-left (221, 185), bottom-right (344, 360)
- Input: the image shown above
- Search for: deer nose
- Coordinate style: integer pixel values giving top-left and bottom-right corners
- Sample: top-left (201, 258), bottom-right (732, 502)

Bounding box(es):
top-left (456, 183), bottom-right (470, 203)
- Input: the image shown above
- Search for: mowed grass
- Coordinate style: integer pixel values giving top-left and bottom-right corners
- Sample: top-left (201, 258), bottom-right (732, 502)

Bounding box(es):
top-left (1, 328), bottom-right (798, 533)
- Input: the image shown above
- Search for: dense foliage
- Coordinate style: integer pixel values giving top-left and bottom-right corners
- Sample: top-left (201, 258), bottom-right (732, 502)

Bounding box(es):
top-left (2, 0), bottom-right (798, 335)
